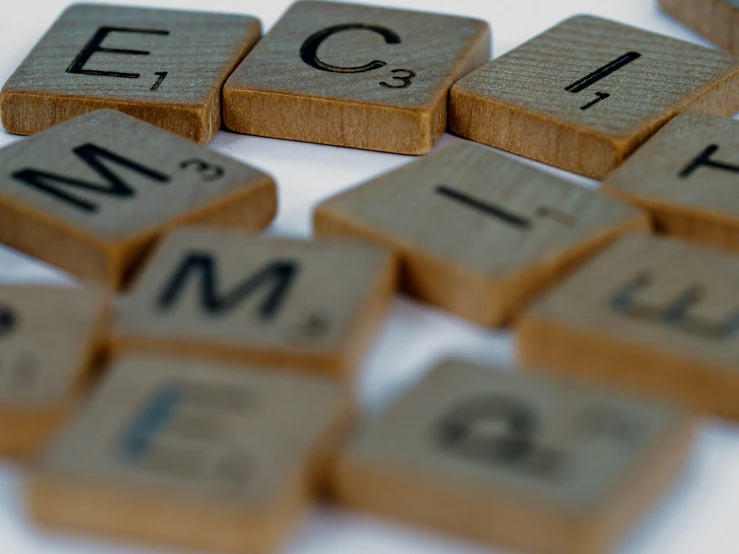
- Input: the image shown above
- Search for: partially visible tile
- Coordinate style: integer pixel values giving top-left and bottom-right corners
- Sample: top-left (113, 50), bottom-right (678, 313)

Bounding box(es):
top-left (450, 15), bottom-right (739, 178)
top-left (335, 359), bottom-right (692, 554)
top-left (0, 110), bottom-right (276, 289)
top-left (660, 0), bottom-right (739, 55)
top-left (1, 4), bottom-right (261, 144)
top-left (112, 228), bottom-right (396, 377)
top-left (604, 113), bottom-right (739, 253)
top-left (223, 0), bottom-right (490, 154)
top-left (28, 354), bottom-right (350, 553)
top-left (518, 234), bottom-right (739, 420)
top-left (315, 142), bottom-right (648, 327)
top-left (0, 285), bottom-right (109, 458)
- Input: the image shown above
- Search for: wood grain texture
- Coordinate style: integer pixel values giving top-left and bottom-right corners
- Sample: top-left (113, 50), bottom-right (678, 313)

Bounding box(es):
top-left (660, 0), bottom-right (739, 55)
top-left (223, 0), bottom-right (490, 154)
top-left (0, 3), bottom-right (261, 144)
top-left (0, 110), bottom-right (276, 289)
top-left (314, 142), bottom-right (648, 328)
top-left (603, 113), bottom-right (739, 253)
top-left (0, 285), bottom-right (109, 459)
top-left (111, 227), bottom-right (396, 378)
top-left (449, 15), bottom-right (739, 178)
top-left (28, 354), bottom-right (350, 554)
top-left (518, 234), bottom-right (739, 421)
top-left (334, 359), bottom-right (693, 554)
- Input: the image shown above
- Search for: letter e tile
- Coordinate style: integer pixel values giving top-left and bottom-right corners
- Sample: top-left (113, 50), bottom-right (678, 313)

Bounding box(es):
top-left (518, 234), bottom-right (739, 420)
top-left (1, 4), bottom-right (262, 143)
top-left (28, 354), bottom-right (350, 553)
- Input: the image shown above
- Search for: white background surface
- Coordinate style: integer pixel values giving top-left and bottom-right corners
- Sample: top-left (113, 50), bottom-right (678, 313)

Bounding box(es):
top-left (1, 0), bottom-right (738, 553)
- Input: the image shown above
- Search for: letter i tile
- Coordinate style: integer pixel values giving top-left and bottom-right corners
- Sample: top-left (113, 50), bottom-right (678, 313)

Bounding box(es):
top-left (518, 234), bottom-right (739, 421)
top-left (111, 227), bottom-right (397, 378)
top-left (0, 110), bottom-right (276, 289)
top-left (315, 143), bottom-right (648, 327)
top-left (0, 4), bottom-right (262, 143)
top-left (449, 15), bottom-right (739, 178)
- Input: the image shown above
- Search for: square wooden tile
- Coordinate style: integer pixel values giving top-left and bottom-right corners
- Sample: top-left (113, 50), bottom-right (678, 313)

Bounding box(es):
top-left (0, 110), bottom-right (276, 289)
top-left (335, 359), bottom-right (692, 554)
top-left (0, 285), bottom-right (109, 458)
top-left (28, 354), bottom-right (350, 553)
top-left (111, 228), bottom-right (396, 377)
top-left (450, 15), bottom-right (739, 178)
top-left (661, 0), bottom-right (739, 55)
top-left (518, 234), bottom-right (739, 420)
top-left (222, 0), bottom-right (491, 154)
top-left (603, 113), bottom-right (739, 253)
top-left (314, 142), bottom-right (648, 327)
top-left (0, 4), bottom-right (261, 144)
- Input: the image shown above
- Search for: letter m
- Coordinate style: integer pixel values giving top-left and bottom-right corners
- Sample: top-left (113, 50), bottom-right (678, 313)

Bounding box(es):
top-left (156, 252), bottom-right (299, 321)
top-left (12, 143), bottom-right (170, 213)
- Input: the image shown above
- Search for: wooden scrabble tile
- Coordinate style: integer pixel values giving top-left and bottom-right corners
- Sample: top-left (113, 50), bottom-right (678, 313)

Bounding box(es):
top-left (335, 359), bottom-right (693, 554)
top-left (0, 110), bottom-right (276, 289)
top-left (222, 1), bottom-right (491, 155)
top-left (111, 228), bottom-right (396, 377)
top-left (0, 4), bottom-right (261, 144)
top-left (28, 354), bottom-right (350, 553)
top-left (0, 285), bottom-right (109, 458)
top-left (314, 142), bottom-right (648, 327)
top-left (518, 234), bottom-right (739, 420)
top-left (661, 0), bottom-right (739, 55)
top-left (603, 113), bottom-right (739, 253)
top-left (449, 15), bottom-right (739, 178)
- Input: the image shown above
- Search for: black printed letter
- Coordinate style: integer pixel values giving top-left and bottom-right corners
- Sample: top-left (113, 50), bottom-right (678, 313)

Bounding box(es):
top-left (679, 145), bottom-right (739, 179)
top-left (67, 26), bottom-right (170, 78)
top-left (157, 253), bottom-right (299, 321)
top-left (0, 306), bottom-right (16, 339)
top-left (565, 52), bottom-right (641, 93)
top-left (300, 24), bottom-right (401, 73)
top-left (436, 395), bottom-right (563, 478)
top-left (611, 272), bottom-right (739, 340)
top-left (12, 144), bottom-right (170, 213)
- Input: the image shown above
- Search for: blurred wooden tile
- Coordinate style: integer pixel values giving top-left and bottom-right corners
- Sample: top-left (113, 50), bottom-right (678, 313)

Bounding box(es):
top-left (0, 285), bottom-right (109, 458)
top-left (0, 4), bottom-right (261, 144)
top-left (223, 0), bottom-right (490, 154)
top-left (518, 234), bottom-right (739, 420)
top-left (603, 113), bottom-right (739, 253)
top-left (314, 143), bottom-right (647, 327)
top-left (29, 354), bottom-right (350, 553)
top-left (335, 359), bottom-right (692, 554)
top-left (450, 15), bottom-right (739, 178)
top-left (112, 228), bottom-right (396, 377)
top-left (660, 0), bottom-right (739, 55)
top-left (0, 110), bottom-right (276, 289)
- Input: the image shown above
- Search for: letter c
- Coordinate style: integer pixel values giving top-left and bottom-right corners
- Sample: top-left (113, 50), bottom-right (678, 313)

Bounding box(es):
top-left (299, 23), bottom-right (401, 73)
